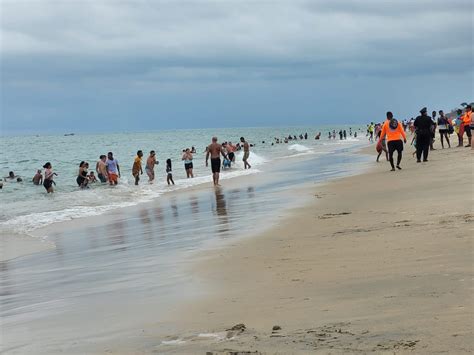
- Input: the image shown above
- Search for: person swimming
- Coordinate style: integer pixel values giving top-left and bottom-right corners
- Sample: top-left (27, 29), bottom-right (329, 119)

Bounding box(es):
top-left (32, 169), bottom-right (43, 185)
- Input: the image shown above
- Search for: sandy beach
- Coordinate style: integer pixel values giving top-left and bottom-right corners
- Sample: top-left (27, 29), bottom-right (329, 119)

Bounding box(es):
top-left (147, 146), bottom-right (473, 354)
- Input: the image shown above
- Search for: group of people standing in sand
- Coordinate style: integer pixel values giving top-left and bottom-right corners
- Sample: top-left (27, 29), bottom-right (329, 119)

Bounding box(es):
top-left (373, 104), bottom-right (472, 171)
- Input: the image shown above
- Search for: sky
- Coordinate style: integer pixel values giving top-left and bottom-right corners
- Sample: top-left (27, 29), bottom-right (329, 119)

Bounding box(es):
top-left (1, 0), bottom-right (473, 134)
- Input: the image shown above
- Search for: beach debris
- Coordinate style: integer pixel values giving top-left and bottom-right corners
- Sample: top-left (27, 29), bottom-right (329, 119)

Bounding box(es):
top-left (318, 212), bottom-right (352, 219)
top-left (272, 325), bottom-right (281, 331)
top-left (226, 323), bottom-right (246, 332)
top-left (225, 323), bottom-right (246, 339)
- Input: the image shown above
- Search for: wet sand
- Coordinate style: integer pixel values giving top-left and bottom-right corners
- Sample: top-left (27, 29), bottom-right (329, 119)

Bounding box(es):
top-left (149, 146), bottom-right (473, 354)
top-left (1, 148), bottom-right (372, 354)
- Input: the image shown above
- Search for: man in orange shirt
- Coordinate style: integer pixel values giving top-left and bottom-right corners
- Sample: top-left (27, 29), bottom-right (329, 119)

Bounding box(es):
top-left (461, 105), bottom-right (472, 147)
top-left (380, 111), bottom-right (407, 171)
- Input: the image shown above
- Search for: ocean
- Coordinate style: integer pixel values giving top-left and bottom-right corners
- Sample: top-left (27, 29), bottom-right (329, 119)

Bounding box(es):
top-left (1, 125), bottom-right (374, 352)
top-left (0, 126), bottom-right (364, 239)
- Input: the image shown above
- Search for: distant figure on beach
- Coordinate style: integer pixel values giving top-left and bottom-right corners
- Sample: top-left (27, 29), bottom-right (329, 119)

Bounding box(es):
top-left (454, 109), bottom-right (463, 147)
top-left (145, 150), bottom-right (157, 183)
top-left (437, 110), bottom-right (451, 149)
top-left (430, 111), bottom-right (437, 151)
top-left (379, 111), bottom-right (407, 171)
top-left (339, 130), bottom-right (343, 140)
top-left (76, 161), bottom-right (89, 188)
top-left (414, 107), bottom-right (435, 162)
top-left (206, 137), bottom-right (228, 186)
top-left (191, 146), bottom-right (196, 154)
top-left (166, 159), bottom-right (175, 185)
top-left (240, 137), bottom-right (251, 169)
top-left (43, 162), bottom-right (56, 193)
top-left (182, 148), bottom-right (194, 178)
top-left (32, 170), bottom-right (43, 185)
top-left (343, 130), bottom-right (347, 139)
top-left (368, 123), bottom-right (374, 142)
top-left (349, 127), bottom-right (352, 136)
top-left (96, 155), bottom-right (108, 183)
top-left (459, 105), bottom-right (472, 147)
top-left (132, 150), bottom-right (143, 186)
top-left (106, 152), bottom-right (120, 185)
top-left (304, 132), bottom-right (308, 140)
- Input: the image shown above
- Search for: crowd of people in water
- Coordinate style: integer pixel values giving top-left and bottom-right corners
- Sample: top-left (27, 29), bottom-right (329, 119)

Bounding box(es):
top-left (1, 104), bottom-right (471, 191)
top-left (0, 136), bottom-right (253, 191)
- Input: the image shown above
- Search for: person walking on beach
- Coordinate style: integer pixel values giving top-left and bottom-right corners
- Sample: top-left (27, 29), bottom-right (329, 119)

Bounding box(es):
top-left (379, 112), bottom-right (407, 171)
top-left (145, 150), bottom-right (157, 183)
top-left (96, 155), bottom-right (108, 183)
top-left (460, 105), bottom-right (472, 147)
top-left (106, 152), bottom-right (120, 185)
top-left (240, 137), bottom-right (251, 169)
top-left (132, 150), bottom-right (143, 186)
top-left (43, 162), bottom-right (56, 193)
top-left (32, 169), bottom-right (43, 185)
top-left (206, 137), bottom-right (228, 186)
top-left (437, 110), bottom-right (451, 149)
top-left (166, 159), bottom-right (175, 185)
top-left (430, 111), bottom-right (437, 151)
top-left (414, 107), bottom-right (435, 162)
top-left (182, 148), bottom-right (194, 178)
top-left (76, 161), bottom-right (90, 188)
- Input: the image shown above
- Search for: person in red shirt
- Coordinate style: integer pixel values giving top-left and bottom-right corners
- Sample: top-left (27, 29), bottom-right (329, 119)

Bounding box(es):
top-left (379, 111), bottom-right (407, 171)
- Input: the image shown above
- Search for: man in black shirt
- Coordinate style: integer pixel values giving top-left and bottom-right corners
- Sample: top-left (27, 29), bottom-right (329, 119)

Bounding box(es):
top-left (414, 107), bottom-right (435, 162)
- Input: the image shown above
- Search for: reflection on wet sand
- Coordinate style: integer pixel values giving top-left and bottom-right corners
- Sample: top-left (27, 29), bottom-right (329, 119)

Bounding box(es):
top-left (214, 187), bottom-right (229, 236)
top-left (108, 219), bottom-right (127, 252)
top-left (189, 195), bottom-right (199, 216)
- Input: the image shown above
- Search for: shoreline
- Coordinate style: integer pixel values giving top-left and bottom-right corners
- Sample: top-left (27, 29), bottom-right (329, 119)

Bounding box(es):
top-left (1, 143), bottom-right (368, 262)
top-left (142, 145), bottom-right (473, 354)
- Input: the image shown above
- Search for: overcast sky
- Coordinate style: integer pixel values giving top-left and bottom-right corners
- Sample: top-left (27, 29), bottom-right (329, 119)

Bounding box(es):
top-left (1, 0), bottom-right (472, 134)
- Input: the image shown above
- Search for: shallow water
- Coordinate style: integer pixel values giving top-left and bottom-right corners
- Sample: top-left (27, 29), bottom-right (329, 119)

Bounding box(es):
top-left (0, 126), bottom-right (363, 238)
top-left (0, 127), bottom-right (372, 353)
top-left (0, 144), bottom-right (372, 353)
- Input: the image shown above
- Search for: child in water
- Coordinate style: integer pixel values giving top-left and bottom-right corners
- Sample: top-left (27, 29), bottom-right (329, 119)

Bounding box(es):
top-left (88, 171), bottom-right (98, 183)
top-left (166, 159), bottom-right (175, 185)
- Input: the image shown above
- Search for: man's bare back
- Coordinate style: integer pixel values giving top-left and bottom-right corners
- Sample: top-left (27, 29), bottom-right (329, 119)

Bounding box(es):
top-left (208, 142), bottom-right (224, 158)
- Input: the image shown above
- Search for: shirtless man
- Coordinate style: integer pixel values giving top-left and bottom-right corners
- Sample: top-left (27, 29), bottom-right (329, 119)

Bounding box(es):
top-left (32, 169), bottom-right (43, 185)
top-left (145, 150), bottom-right (158, 183)
top-left (96, 155), bottom-right (108, 183)
top-left (206, 137), bottom-right (228, 186)
top-left (240, 137), bottom-right (251, 169)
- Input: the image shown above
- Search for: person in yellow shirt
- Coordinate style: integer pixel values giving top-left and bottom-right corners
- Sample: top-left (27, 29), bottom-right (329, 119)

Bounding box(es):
top-left (380, 111), bottom-right (407, 171)
top-left (132, 150), bottom-right (144, 186)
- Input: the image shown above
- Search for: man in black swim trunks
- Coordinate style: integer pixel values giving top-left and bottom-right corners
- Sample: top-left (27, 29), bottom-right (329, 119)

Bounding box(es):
top-left (206, 136), bottom-right (228, 186)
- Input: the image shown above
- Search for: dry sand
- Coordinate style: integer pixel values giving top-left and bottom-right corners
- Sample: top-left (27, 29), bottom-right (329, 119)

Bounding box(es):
top-left (153, 146), bottom-right (473, 354)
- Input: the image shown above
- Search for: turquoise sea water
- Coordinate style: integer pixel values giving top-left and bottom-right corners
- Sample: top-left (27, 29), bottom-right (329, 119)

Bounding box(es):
top-left (0, 125), bottom-right (374, 352)
top-left (0, 126), bottom-right (364, 238)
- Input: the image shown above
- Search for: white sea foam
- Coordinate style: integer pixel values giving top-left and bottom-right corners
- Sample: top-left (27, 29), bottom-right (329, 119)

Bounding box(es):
top-left (288, 144), bottom-right (311, 152)
top-left (161, 339), bottom-right (186, 345)
top-left (0, 168), bottom-right (261, 237)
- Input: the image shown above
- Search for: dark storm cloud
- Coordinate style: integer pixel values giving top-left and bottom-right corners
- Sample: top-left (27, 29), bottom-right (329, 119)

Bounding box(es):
top-left (0, 0), bottom-right (472, 133)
